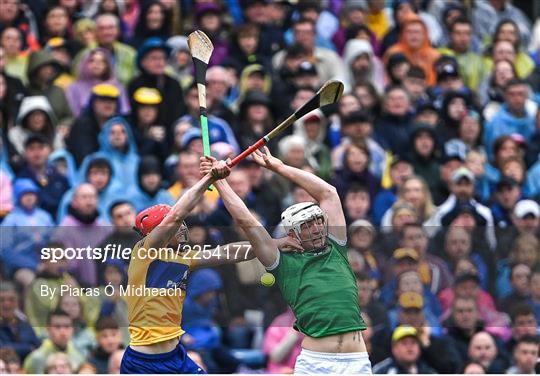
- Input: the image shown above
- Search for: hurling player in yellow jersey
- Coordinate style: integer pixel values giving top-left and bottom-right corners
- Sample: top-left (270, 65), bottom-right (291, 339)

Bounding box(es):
top-left (120, 160), bottom-right (302, 374)
top-left (201, 150), bottom-right (371, 375)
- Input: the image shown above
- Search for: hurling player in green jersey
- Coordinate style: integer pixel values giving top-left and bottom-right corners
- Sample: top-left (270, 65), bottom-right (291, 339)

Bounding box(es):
top-left (201, 148), bottom-right (371, 375)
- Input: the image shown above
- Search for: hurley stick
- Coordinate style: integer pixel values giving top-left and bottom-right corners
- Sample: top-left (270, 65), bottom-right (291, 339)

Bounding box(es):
top-left (188, 30), bottom-right (214, 189)
top-left (230, 80), bottom-right (344, 166)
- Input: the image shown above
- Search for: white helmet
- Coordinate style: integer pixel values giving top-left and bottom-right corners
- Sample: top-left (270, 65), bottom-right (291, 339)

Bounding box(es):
top-left (281, 202), bottom-right (327, 248)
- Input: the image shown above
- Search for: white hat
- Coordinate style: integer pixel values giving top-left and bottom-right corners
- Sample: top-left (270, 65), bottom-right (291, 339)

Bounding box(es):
top-left (514, 200), bottom-right (540, 219)
top-left (451, 167), bottom-right (475, 183)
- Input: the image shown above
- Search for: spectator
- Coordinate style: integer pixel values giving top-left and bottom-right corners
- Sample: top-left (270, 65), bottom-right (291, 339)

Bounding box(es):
top-left (332, 110), bottom-right (387, 179)
top-left (467, 331), bottom-right (509, 373)
top-left (126, 155), bottom-right (174, 212)
top-left (439, 16), bottom-right (485, 90)
top-left (439, 272), bottom-right (505, 333)
top-left (343, 38), bottom-right (385, 92)
top-left (74, 14), bottom-right (136, 86)
top-left (66, 83), bottom-right (121, 166)
top-left (372, 157), bottom-right (413, 225)
top-left (374, 86), bottom-right (414, 158)
top-left (262, 307), bottom-right (303, 374)
top-left (179, 83), bottom-right (239, 152)
top-left (98, 116), bottom-right (139, 188)
top-left (430, 167), bottom-right (496, 249)
top-left (498, 263), bottom-right (532, 314)
top-left (43, 352), bottom-right (72, 374)
top-left (0, 0), bottom-right (40, 54)
top-left (506, 304), bottom-right (539, 354)
top-left (444, 296), bottom-right (485, 362)
top-left (165, 36), bottom-right (193, 89)
top-left (57, 152), bottom-right (122, 223)
top-left (381, 175), bottom-right (435, 230)
top-left (66, 48), bottom-right (129, 117)
top-left (293, 110), bottom-right (331, 181)
top-left (57, 294), bottom-right (96, 357)
top-left (479, 58), bottom-right (518, 109)
top-left (344, 184), bottom-right (372, 224)
top-left (236, 90), bottom-right (276, 154)
top-left (25, 50), bottom-right (72, 127)
top-left (87, 316), bottom-right (124, 374)
top-left (384, 14), bottom-right (441, 86)
top-left (132, 1), bottom-right (171, 47)
top-left (1, 27), bottom-right (28, 83)
top-left (272, 18), bottom-right (346, 85)
top-left (496, 233), bottom-right (539, 298)
top-left (52, 183), bottom-right (112, 287)
top-left (0, 281), bottom-right (41, 359)
top-left (128, 37), bottom-right (185, 129)
top-left (16, 134), bottom-right (69, 217)
top-left (168, 150), bottom-right (219, 207)
top-left (97, 200), bottom-right (139, 263)
top-left (23, 309), bottom-right (85, 373)
top-left (398, 223), bottom-right (453, 294)
top-left (441, 227), bottom-right (489, 290)
top-left (506, 335), bottom-right (539, 374)
top-left (484, 79), bottom-right (536, 160)
top-left (0, 178), bottom-right (54, 286)
top-left (491, 176), bottom-right (523, 227)
top-left (331, 141), bottom-right (380, 201)
top-left (8, 96), bottom-right (63, 154)
top-left (373, 325), bottom-right (436, 374)
top-left (486, 19), bottom-right (534, 79)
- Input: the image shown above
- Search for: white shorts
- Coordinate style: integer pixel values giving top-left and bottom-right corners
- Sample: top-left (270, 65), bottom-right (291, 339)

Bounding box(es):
top-left (294, 349), bottom-right (372, 375)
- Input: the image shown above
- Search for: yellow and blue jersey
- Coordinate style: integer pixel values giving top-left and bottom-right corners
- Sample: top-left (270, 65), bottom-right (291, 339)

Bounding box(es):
top-left (126, 237), bottom-right (197, 346)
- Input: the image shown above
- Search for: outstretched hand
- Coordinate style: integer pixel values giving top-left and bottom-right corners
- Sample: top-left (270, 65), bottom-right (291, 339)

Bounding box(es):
top-left (200, 155), bottom-right (231, 181)
top-left (252, 146), bottom-right (284, 172)
top-left (273, 236), bottom-right (303, 253)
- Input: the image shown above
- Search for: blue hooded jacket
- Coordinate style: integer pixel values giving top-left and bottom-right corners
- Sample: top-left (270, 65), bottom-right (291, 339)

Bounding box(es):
top-left (182, 268), bottom-right (223, 351)
top-left (175, 114), bottom-right (240, 153)
top-left (125, 156), bottom-right (174, 212)
top-left (484, 104), bottom-right (535, 161)
top-left (0, 179), bottom-right (54, 275)
top-left (98, 117), bottom-right (140, 188)
top-left (48, 149), bottom-right (78, 187)
top-left (56, 152), bottom-right (124, 223)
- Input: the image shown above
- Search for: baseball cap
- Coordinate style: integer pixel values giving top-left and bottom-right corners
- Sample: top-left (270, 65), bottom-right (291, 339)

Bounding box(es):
top-left (393, 248), bottom-right (419, 262)
top-left (437, 62), bottom-right (459, 82)
top-left (399, 292), bottom-right (424, 310)
top-left (496, 176), bottom-right (519, 191)
top-left (24, 133), bottom-right (51, 148)
top-left (451, 167), bottom-right (475, 184)
top-left (92, 83), bottom-right (120, 99)
top-left (348, 219), bottom-right (375, 236)
top-left (514, 200), bottom-right (540, 219)
top-left (392, 325), bottom-right (418, 343)
top-left (296, 61), bottom-right (317, 76)
top-left (454, 272), bottom-right (481, 286)
top-left (133, 87), bottom-right (162, 105)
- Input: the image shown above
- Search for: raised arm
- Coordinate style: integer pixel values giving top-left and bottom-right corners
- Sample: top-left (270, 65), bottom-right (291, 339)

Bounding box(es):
top-left (252, 146), bottom-right (347, 241)
top-left (200, 156), bottom-right (301, 267)
top-left (146, 161), bottom-right (230, 249)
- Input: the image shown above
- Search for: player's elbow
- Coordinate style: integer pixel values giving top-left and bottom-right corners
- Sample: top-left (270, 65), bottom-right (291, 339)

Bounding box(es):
top-left (321, 185), bottom-right (339, 201)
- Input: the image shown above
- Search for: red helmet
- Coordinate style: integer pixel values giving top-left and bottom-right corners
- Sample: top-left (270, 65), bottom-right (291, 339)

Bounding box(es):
top-left (134, 204), bottom-right (171, 235)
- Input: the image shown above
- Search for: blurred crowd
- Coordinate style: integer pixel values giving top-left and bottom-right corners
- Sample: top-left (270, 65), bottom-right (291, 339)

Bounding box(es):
top-left (1, 0), bottom-right (540, 374)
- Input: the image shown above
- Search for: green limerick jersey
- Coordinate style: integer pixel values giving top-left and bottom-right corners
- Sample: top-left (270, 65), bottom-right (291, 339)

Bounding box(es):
top-left (268, 236), bottom-right (366, 338)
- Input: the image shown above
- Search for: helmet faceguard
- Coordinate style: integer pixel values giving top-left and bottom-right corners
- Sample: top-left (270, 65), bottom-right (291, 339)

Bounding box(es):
top-left (282, 203), bottom-right (328, 251)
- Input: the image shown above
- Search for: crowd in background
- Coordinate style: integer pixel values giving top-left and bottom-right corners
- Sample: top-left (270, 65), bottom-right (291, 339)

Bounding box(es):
top-left (1, 0), bottom-right (540, 374)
